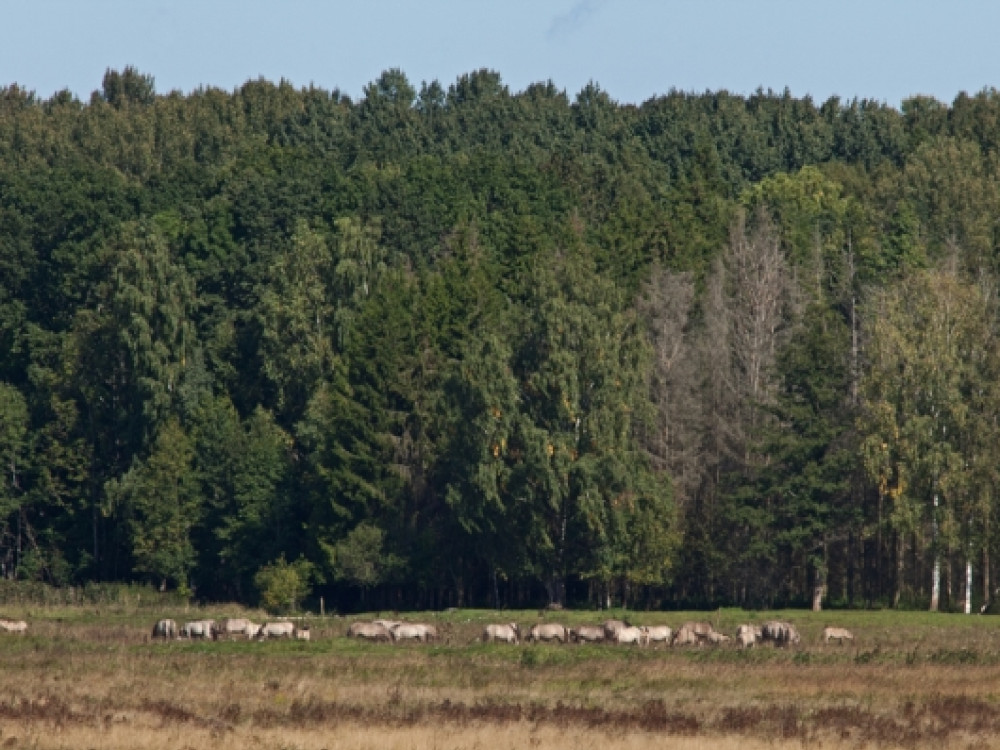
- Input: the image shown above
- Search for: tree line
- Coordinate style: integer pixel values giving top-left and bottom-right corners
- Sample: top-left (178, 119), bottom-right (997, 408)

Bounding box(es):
top-left (2, 66), bottom-right (1000, 612)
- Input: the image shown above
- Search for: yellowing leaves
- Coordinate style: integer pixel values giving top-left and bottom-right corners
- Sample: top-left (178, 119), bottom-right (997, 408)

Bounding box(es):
top-left (888, 480), bottom-right (906, 501)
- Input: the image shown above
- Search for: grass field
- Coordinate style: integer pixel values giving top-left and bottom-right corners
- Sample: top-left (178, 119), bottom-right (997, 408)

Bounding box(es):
top-left (3, 605), bottom-right (1000, 748)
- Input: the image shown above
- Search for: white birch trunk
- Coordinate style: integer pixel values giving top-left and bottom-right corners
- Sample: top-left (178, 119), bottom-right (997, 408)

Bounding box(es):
top-left (930, 493), bottom-right (940, 612)
top-left (931, 557), bottom-right (941, 611)
top-left (965, 559), bottom-right (972, 615)
top-left (811, 584), bottom-right (824, 612)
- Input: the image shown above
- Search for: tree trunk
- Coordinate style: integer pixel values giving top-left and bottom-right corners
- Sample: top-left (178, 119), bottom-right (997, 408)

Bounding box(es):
top-left (847, 237), bottom-right (860, 408)
top-left (930, 556), bottom-right (941, 612)
top-left (878, 491), bottom-right (885, 605)
top-left (811, 584), bottom-right (824, 612)
top-left (545, 576), bottom-right (564, 607)
top-left (930, 494), bottom-right (940, 612)
top-left (984, 545), bottom-right (991, 612)
top-left (93, 503), bottom-right (99, 580)
top-left (965, 557), bottom-right (972, 615)
top-left (847, 529), bottom-right (856, 607)
top-left (812, 544), bottom-right (826, 612)
top-left (946, 553), bottom-right (953, 609)
top-left (893, 532), bottom-right (903, 608)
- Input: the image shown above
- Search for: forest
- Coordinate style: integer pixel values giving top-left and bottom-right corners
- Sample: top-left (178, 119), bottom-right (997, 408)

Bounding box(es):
top-left (2, 66), bottom-right (1000, 613)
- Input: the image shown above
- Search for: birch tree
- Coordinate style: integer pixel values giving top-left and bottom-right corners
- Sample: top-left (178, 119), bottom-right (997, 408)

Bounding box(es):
top-left (860, 268), bottom-right (996, 611)
top-left (0, 383), bottom-right (28, 577)
top-left (255, 221), bottom-right (336, 421)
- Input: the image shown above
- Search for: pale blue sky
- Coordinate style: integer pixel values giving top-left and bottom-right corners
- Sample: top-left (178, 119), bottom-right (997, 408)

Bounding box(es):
top-left (3, 1), bottom-right (998, 108)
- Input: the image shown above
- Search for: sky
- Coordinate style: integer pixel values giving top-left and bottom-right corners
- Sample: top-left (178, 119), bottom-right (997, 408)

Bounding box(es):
top-left (3, 1), bottom-right (999, 109)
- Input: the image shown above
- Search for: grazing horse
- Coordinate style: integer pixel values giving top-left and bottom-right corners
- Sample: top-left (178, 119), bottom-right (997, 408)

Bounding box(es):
top-left (672, 625), bottom-right (698, 646)
top-left (179, 620), bottom-right (217, 640)
top-left (258, 621), bottom-right (296, 639)
top-left (151, 618), bottom-right (177, 640)
top-left (217, 617), bottom-right (258, 640)
top-left (736, 624), bottom-right (762, 648)
top-left (672, 622), bottom-right (717, 646)
top-left (822, 626), bottom-right (854, 644)
top-left (762, 621), bottom-right (801, 646)
top-left (482, 623), bottom-right (519, 644)
top-left (614, 626), bottom-right (646, 646)
top-left (347, 621), bottom-right (393, 642)
top-left (391, 623), bottom-right (436, 642)
top-left (0, 619), bottom-right (28, 635)
top-left (569, 625), bottom-right (605, 644)
top-left (643, 625), bottom-right (673, 647)
top-left (527, 623), bottom-right (567, 643)
top-left (602, 619), bottom-right (629, 640)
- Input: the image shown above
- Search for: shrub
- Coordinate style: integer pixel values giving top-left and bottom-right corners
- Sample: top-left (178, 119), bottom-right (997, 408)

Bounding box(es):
top-left (254, 555), bottom-right (313, 614)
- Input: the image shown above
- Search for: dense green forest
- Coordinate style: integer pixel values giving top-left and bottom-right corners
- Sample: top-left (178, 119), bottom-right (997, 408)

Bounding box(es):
top-left (3, 66), bottom-right (1000, 612)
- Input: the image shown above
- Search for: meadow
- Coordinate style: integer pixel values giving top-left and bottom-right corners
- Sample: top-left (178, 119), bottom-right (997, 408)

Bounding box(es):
top-left (2, 605), bottom-right (1000, 749)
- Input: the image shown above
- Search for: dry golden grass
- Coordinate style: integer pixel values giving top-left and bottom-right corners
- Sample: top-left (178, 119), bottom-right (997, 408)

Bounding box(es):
top-left (3, 606), bottom-right (1000, 748)
top-left (0, 722), bottom-right (908, 750)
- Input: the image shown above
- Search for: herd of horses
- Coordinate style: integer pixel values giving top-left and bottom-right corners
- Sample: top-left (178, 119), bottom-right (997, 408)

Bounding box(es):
top-left (476, 619), bottom-right (851, 647)
top-left (342, 617), bottom-right (856, 647)
top-left (150, 617), bottom-right (310, 641)
top-left (0, 614), bottom-right (854, 647)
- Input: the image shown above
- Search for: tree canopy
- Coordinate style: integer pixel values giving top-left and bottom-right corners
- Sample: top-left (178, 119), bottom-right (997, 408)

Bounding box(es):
top-left (4, 68), bottom-right (1000, 612)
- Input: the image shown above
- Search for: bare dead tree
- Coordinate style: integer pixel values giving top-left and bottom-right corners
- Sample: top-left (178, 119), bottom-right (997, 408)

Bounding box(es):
top-left (692, 207), bottom-right (792, 605)
top-left (637, 267), bottom-right (702, 508)
top-left (725, 207), bottom-right (788, 460)
top-left (636, 208), bottom-right (792, 606)
top-left (696, 207), bottom-right (789, 476)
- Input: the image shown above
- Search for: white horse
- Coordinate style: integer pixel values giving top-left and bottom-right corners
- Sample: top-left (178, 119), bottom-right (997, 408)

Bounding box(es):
top-left (257, 621), bottom-right (296, 639)
top-left (482, 623), bottom-right (519, 644)
top-left (179, 620), bottom-right (216, 639)
top-left (151, 618), bottom-right (177, 639)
